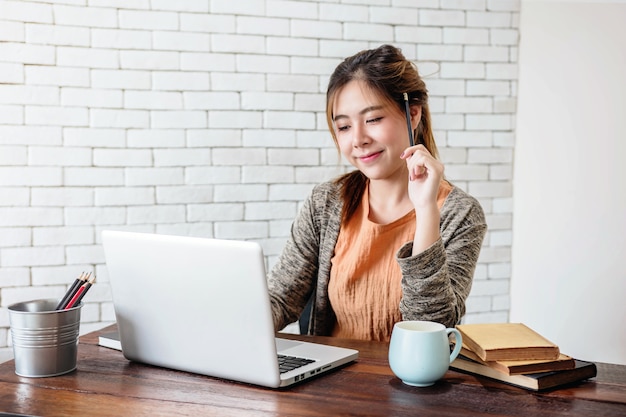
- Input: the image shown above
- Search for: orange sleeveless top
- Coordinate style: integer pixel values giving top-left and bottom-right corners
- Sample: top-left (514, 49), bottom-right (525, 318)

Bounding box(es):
top-left (328, 181), bottom-right (452, 341)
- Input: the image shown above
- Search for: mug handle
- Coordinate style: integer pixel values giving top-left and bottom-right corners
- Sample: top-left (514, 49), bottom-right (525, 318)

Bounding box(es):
top-left (446, 328), bottom-right (463, 363)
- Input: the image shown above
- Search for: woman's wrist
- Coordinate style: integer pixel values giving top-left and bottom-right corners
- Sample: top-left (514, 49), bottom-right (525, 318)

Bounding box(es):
top-left (412, 204), bottom-right (440, 255)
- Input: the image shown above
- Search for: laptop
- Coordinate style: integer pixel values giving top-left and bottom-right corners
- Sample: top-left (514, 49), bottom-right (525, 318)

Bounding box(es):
top-left (101, 230), bottom-right (358, 388)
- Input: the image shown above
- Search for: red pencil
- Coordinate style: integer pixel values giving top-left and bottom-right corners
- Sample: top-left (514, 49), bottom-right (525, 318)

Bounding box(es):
top-left (56, 272), bottom-right (89, 310)
top-left (64, 275), bottom-right (95, 310)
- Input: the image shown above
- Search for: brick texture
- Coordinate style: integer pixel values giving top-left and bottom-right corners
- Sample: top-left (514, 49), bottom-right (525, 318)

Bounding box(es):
top-left (0, 0), bottom-right (519, 358)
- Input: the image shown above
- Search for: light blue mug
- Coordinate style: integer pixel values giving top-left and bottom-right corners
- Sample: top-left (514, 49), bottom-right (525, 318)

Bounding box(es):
top-left (388, 320), bottom-right (462, 387)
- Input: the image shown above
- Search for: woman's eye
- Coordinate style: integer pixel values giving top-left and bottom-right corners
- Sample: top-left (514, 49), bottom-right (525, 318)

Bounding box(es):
top-left (337, 125), bottom-right (349, 132)
top-left (366, 117), bottom-right (383, 124)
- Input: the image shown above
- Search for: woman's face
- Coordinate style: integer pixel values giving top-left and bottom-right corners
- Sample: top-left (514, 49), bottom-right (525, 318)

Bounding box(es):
top-left (332, 80), bottom-right (412, 182)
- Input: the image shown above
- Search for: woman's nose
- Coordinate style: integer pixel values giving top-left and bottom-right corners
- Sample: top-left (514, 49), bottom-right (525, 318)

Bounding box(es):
top-left (351, 123), bottom-right (369, 147)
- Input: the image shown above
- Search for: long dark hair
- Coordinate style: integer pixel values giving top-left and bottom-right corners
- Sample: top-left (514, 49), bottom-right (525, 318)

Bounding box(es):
top-left (326, 44), bottom-right (438, 224)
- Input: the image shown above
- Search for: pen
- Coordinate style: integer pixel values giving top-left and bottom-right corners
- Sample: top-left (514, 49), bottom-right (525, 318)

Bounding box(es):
top-left (403, 92), bottom-right (415, 147)
top-left (56, 272), bottom-right (89, 310)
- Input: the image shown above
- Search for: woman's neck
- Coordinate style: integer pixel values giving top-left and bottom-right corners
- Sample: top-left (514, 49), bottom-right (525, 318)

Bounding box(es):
top-left (367, 176), bottom-right (413, 225)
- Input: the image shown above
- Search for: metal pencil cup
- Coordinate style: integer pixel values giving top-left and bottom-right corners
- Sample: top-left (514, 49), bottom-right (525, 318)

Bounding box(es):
top-left (8, 298), bottom-right (82, 377)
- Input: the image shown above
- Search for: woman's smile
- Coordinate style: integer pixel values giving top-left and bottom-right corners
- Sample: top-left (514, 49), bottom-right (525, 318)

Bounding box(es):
top-left (358, 150), bottom-right (384, 163)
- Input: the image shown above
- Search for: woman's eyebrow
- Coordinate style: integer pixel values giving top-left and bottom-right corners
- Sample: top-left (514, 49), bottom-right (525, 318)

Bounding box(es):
top-left (333, 105), bottom-right (384, 122)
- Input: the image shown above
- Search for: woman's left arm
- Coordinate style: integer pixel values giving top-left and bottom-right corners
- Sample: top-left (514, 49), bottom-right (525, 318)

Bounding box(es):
top-left (396, 190), bottom-right (487, 328)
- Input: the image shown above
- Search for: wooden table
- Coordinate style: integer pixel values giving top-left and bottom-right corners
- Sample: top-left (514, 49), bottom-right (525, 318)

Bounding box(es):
top-left (0, 325), bottom-right (624, 416)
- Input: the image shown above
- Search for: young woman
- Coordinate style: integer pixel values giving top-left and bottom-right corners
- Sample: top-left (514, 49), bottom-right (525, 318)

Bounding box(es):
top-left (268, 44), bottom-right (487, 342)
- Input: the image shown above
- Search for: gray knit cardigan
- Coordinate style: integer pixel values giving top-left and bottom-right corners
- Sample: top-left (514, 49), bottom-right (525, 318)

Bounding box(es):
top-left (267, 180), bottom-right (487, 336)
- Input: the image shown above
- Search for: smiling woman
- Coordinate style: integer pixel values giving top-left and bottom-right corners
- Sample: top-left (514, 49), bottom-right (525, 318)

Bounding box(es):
top-left (267, 44), bottom-right (487, 342)
top-left (332, 82), bottom-right (410, 181)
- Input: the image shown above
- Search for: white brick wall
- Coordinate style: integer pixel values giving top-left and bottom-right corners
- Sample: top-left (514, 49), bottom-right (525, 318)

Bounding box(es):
top-left (0, 0), bottom-right (519, 360)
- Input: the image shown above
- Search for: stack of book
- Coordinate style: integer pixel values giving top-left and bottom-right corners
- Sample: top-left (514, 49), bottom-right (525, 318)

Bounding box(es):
top-left (450, 323), bottom-right (597, 391)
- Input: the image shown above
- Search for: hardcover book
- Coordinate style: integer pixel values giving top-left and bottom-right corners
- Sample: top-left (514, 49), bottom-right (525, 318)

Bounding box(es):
top-left (459, 346), bottom-right (576, 375)
top-left (451, 355), bottom-right (597, 391)
top-left (455, 323), bottom-right (560, 362)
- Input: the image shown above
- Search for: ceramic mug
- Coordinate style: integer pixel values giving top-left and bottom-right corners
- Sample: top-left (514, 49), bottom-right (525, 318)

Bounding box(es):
top-left (388, 320), bottom-right (462, 387)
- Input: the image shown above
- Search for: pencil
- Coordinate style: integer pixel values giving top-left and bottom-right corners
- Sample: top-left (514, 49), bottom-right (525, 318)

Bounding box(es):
top-left (64, 275), bottom-right (95, 310)
top-left (56, 272), bottom-right (89, 310)
top-left (72, 274), bottom-right (95, 306)
top-left (403, 92), bottom-right (415, 147)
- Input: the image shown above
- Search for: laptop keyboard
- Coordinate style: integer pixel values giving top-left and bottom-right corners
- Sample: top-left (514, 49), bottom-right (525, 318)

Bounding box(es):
top-left (277, 354), bottom-right (316, 374)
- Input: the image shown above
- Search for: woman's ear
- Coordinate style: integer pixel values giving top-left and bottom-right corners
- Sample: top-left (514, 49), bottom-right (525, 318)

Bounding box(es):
top-left (411, 105), bottom-right (422, 130)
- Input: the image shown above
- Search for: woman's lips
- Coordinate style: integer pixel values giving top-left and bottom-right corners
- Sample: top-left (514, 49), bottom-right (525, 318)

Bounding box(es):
top-left (359, 151), bottom-right (383, 163)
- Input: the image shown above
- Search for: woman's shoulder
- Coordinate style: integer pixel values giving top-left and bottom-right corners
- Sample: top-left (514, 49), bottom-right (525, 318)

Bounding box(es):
top-left (296, 179), bottom-right (343, 237)
top-left (309, 178), bottom-right (343, 203)
top-left (443, 184), bottom-right (486, 222)
top-left (446, 184), bottom-right (479, 202)
top-left (306, 180), bottom-right (343, 222)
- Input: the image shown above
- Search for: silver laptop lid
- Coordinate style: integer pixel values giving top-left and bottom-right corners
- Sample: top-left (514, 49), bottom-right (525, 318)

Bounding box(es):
top-left (102, 230), bottom-right (283, 387)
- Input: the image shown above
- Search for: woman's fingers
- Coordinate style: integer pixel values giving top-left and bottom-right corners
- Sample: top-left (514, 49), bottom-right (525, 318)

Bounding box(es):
top-left (411, 164), bottom-right (427, 181)
top-left (402, 145), bottom-right (432, 181)
top-left (400, 144), bottom-right (426, 160)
